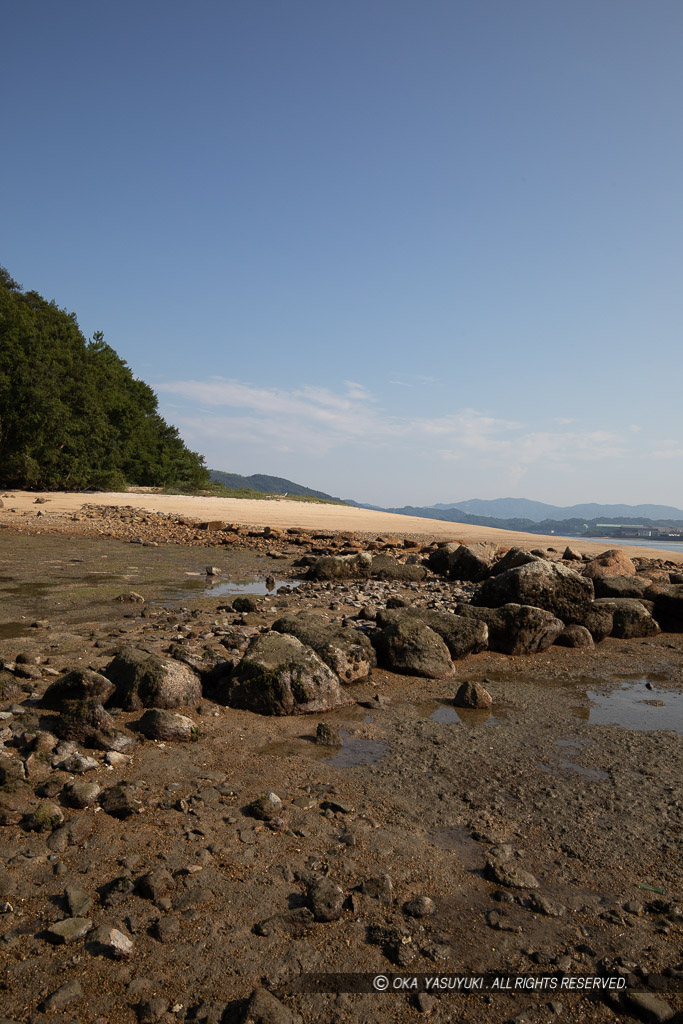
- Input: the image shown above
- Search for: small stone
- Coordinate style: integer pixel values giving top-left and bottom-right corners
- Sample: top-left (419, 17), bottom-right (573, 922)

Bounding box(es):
top-left (41, 979), bottom-right (84, 1012)
top-left (315, 722), bottom-right (341, 746)
top-left (65, 886), bottom-right (92, 917)
top-left (623, 991), bottom-right (675, 1023)
top-left (403, 895), bottom-right (436, 918)
top-left (46, 917), bottom-right (92, 944)
top-left (414, 992), bottom-right (437, 1014)
top-left (137, 868), bottom-right (175, 901)
top-left (64, 780), bottom-right (101, 808)
top-left (241, 986), bottom-right (299, 1024)
top-left (154, 916), bottom-right (180, 943)
top-left (454, 681), bottom-right (492, 709)
top-left (139, 708), bottom-right (198, 742)
top-left (100, 782), bottom-right (143, 818)
top-left (527, 893), bottom-right (565, 917)
top-left (248, 792), bottom-right (282, 821)
top-left (138, 996), bottom-right (170, 1023)
top-left (29, 800), bottom-right (64, 832)
top-left (308, 877), bottom-right (345, 922)
top-left (361, 874), bottom-right (393, 904)
top-left (88, 924), bottom-right (134, 959)
top-left (486, 858), bottom-right (539, 890)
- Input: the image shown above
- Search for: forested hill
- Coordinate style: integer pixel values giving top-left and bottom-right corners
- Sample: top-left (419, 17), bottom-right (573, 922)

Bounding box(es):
top-left (209, 470), bottom-right (342, 501)
top-left (0, 268), bottom-right (208, 491)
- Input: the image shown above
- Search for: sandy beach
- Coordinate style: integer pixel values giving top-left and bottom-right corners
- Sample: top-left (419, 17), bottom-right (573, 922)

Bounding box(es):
top-left (2, 489), bottom-right (682, 563)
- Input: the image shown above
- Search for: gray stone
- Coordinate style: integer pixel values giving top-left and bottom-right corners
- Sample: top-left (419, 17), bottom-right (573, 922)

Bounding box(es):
top-left (458, 603), bottom-right (564, 655)
top-left (486, 858), bottom-right (539, 890)
top-left (105, 647), bottom-right (202, 710)
top-left (138, 709), bottom-right (198, 742)
top-left (65, 885), bottom-right (92, 917)
top-left (554, 624), bottom-right (594, 648)
top-left (240, 987), bottom-right (301, 1024)
top-left (46, 916), bottom-right (92, 943)
top-left (623, 991), bottom-right (675, 1022)
top-left (592, 598), bottom-right (660, 639)
top-left (248, 792), bottom-right (283, 821)
top-left (64, 779), bottom-right (101, 808)
top-left (403, 895), bottom-right (436, 918)
top-left (100, 782), bottom-right (144, 819)
top-left (306, 553), bottom-right (373, 580)
top-left (53, 699), bottom-right (124, 749)
top-left (272, 611), bottom-right (376, 682)
top-left (137, 868), bottom-right (175, 901)
top-left (361, 874), bottom-right (393, 903)
top-left (473, 560), bottom-right (594, 623)
top-left (376, 607), bottom-right (488, 660)
top-left (40, 979), bottom-right (84, 1011)
top-left (372, 619), bottom-right (454, 678)
top-left (308, 877), bottom-right (345, 921)
top-left (88, 924), bottom-right (134, 958)
top-left (454, 681), bottom-right (492, 708)
top-left (41, 668), bottom-right (115, 710)
top-left (223, 632), bottom-right (352, 715)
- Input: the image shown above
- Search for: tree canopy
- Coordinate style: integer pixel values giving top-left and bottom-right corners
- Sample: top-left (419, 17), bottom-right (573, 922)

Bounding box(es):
top-left (0, 267), bottom-right (208, 491)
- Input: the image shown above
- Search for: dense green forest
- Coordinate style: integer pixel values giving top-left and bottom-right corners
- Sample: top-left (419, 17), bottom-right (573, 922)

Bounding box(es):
top-left (0, 268), bottom-right (208, 491)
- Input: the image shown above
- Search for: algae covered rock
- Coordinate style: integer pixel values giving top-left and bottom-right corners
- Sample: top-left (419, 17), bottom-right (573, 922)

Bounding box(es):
top-left (221, 632), bottom-right (352, 715)
top-left (42, 669), bottom-right (115, 710)
top-left (472, 561), bottom-right (594, 623)
top-left (105, 647), bottom-right (202, 710)
top-left (372, 618), bottom-right (454, 678)
top-left (272, 611), bottom-right (375, 682)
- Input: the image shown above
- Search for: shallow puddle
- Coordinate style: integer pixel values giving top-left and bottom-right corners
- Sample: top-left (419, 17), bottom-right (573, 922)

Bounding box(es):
top-left (0, 621), bottom-right (32, 640)
top-left (539, 760), bottom-right (610, 783)
top-left (322, 730), bottom-right (387, 768)
top-left (204, 578), bottom-right (300, 598)
top-left (427, 701), bottom-right (506, 727)
top-left (587, 680), bottom-right (683, 736)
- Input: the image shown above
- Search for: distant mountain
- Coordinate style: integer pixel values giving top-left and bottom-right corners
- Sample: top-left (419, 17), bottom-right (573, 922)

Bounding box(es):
top-left (436, 498), bottom-right (683, 523)
top-left (209, 470), bottom-right (343, 502)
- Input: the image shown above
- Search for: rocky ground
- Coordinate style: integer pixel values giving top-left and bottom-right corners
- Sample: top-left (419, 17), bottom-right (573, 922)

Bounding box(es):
top-left (0, 504), bottom-right (681, 1024)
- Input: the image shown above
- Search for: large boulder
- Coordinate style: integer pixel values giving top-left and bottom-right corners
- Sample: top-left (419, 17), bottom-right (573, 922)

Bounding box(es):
top-left (370, 554), bottom-right (427, 582)
top-left (427, 542), bottom-right (497, 581)
top-left (53, 700), bottom-right (124, 750)
top-left (554, 624), bottom-right (594, 649)
top-left (376, 608), bottom-right (488, 660)
top-left (581, 602), bottom-right (616, 642)
top-left (105, 648), bottom-right (202, 711)
top-left (42, 669), bottom-right (115, 710)
top-left (446, 543), bottom-right (497, 582)
top-left (593, 575), bottom-right (649, 599)
top-left (458, 603), bottom-right (564, 655)
top-left (271, 611), bottom-right (375, 682)
top-left (221, 632), bottom-right (352, 715)
top-left (372, 618), bottom-right (454, 678)
top-left (590, 598), bottom-right (660, 639)
top-left (472, 561), bottom-right (594, 624)
top-left (427, 542), bottom-right (461, 576)
top-left (582, 549), bottom-right (636, 579)
top-left (489, 547), bottom-right (542, 576)
top-left (646, 584), bottom-right (683, 632)
top-left (306, 553), bottom-right (372, 580)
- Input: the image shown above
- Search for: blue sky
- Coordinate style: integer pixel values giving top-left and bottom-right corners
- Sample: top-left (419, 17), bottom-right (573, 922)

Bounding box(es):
top-left (4, 1), bottom-right (682, 506)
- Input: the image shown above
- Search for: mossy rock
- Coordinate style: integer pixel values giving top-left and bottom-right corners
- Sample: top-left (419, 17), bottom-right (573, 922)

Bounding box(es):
top-left (221, 632), bottom-right (352, 715)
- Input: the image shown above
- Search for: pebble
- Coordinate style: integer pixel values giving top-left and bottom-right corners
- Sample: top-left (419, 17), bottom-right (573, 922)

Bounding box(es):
top-left (46, 916), bottom-right (92, 943)
top-left (308, 877), bottom-right (345, 921)
top-left (403, 895), bottom-right (436, 918)
top-left (88, 924), bottom-right (134, 959)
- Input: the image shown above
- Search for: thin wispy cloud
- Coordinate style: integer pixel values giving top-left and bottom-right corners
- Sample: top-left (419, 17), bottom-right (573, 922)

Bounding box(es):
top-left (159, 377), bottom-right (635, 476)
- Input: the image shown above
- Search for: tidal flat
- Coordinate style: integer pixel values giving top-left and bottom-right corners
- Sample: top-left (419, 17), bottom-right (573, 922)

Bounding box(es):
top-left (0, 524), bottom-right (681, 1024)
